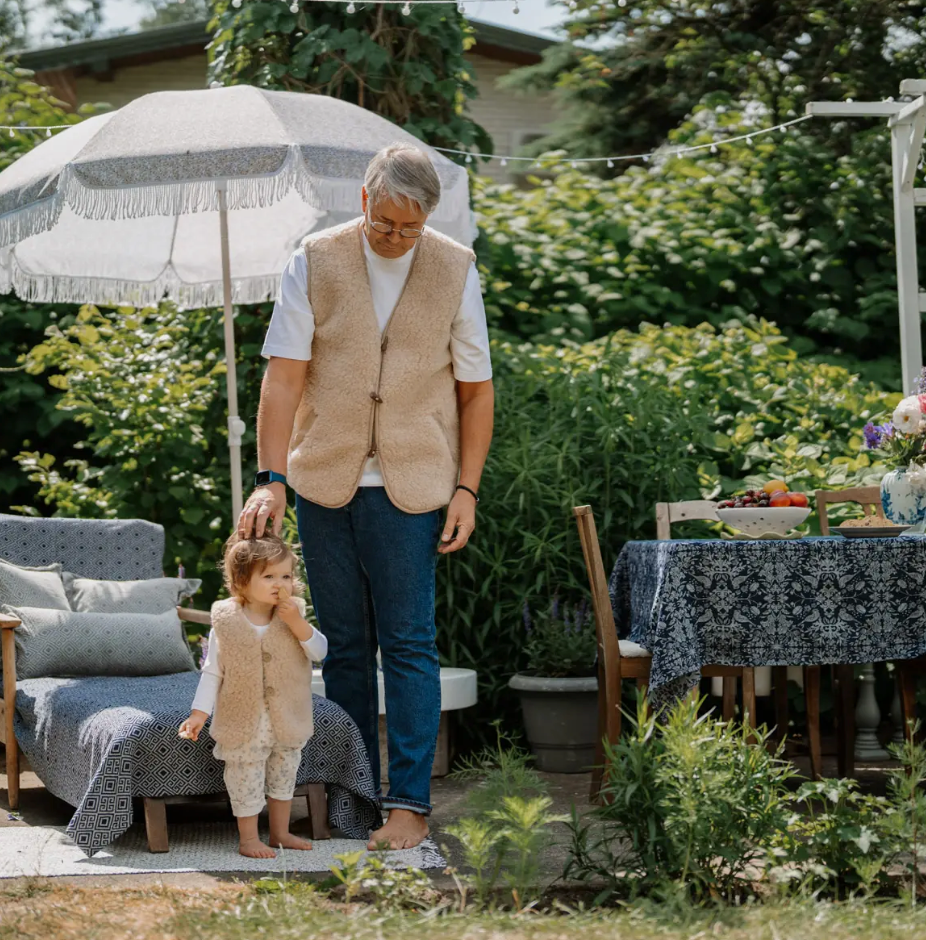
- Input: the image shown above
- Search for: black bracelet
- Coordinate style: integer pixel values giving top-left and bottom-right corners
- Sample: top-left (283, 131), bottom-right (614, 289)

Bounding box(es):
top-left (455, 484), bottom-right (480, 503)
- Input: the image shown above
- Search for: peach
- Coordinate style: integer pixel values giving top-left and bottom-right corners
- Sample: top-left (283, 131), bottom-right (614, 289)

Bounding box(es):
top-left (769, 493), bottom-right (791, 507)
top-left (763, 480), bottom-right (787, 495)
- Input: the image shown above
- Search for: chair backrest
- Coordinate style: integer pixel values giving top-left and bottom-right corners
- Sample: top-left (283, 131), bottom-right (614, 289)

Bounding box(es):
top-left (655, 500), bottom-right (720, 540)
top-left (814, 486), bottom-right (884, 537)
top-left (573, 505), bottom-right (623, 743)
top-left (0, 513), bottom-right (165, 581)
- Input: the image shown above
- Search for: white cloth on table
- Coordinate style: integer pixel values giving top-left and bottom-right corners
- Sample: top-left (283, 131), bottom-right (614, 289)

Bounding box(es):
top-left (260, 225), bottom-right (493, 488)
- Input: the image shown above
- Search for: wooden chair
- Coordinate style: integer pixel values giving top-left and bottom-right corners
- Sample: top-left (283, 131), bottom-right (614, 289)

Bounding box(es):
top-left (811, 486), bottom-right (919, 773)
top-left (655, 500), bottom-right (720, 541)
top-left (816, 485), bottom-right (885, 536)
top-left (574, 504), bottom-right (756, 802)
top-left (1, 605), bottom-right (331, 852)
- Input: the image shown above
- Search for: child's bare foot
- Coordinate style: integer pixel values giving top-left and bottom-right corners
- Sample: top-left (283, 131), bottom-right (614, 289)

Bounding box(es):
top-left (239, 837), bottom-right (277, 859)
top-left (269, 832), bottom-right (313, 851)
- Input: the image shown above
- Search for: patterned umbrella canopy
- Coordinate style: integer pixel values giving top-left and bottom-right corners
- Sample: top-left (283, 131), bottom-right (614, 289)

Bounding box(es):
top-left (0, 84), bottom-right (472, 519)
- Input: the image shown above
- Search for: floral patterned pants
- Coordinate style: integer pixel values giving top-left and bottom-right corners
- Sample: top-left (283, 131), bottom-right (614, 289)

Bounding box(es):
top-left (217, 703), bottom-right (307, 818)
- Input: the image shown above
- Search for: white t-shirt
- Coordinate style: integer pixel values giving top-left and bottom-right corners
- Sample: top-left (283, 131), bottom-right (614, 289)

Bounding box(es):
top-left (261, 226), bottom-right (493, 487)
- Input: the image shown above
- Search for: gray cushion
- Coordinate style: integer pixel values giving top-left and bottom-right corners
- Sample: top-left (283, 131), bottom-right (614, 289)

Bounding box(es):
top-left (0, 513), bottom-right (164, 581)
top-left (0, 559), bottom-right (70, 610)
top-left (63, 573), bottom-right (202, 614)
top-left (5, 606), bottom-right (197, 680)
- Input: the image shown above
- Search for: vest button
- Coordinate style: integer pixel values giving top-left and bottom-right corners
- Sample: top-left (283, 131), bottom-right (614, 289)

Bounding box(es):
top-left (262, 651), bottom-right (272, 663)
top-left (369, 392), bottom-right (383, 403)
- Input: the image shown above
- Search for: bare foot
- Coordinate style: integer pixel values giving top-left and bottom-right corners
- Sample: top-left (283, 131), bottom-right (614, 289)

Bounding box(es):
top-left (367, 808), bottom-right (429, 851)
top-left (269, 832), bottom-right (313, 851)
top-left (239, 837), bottom-right (277, 859)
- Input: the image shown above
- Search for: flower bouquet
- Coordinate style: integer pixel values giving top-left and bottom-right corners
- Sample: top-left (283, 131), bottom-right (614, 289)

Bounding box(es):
top-left (863, 371), bottom-right (926, 529)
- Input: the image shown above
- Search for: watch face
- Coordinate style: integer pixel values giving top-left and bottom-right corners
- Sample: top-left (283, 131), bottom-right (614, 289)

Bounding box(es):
top-left (255, 471), bottom-right (270, 486)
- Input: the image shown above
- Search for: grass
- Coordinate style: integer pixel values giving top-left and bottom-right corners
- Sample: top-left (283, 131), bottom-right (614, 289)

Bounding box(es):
top-left (2, 882), bottom-right (926, 940)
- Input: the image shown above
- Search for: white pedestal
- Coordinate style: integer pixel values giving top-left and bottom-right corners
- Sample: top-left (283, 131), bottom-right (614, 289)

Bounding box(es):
top-left (312, 666), bottom-right (478, 781)
top-left (855, 663), bottom-right (889, 761)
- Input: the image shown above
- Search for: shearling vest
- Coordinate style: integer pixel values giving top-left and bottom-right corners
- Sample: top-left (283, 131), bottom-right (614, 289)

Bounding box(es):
top-left (287, 219), bottom-right (476, 513)
top-left (208, 598), bottom-right (314, 750)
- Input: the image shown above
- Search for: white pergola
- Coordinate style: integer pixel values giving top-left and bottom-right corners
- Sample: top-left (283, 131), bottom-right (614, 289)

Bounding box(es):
top-left (808, 80), bottom-right (926, 393)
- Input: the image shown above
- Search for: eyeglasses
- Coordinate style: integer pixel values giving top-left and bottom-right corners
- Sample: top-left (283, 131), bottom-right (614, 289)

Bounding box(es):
top-left (368, 217), bottom-right (425, 239)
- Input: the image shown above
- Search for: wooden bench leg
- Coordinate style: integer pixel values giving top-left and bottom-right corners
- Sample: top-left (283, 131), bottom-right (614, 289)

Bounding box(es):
top-left (143, 797), bottom-right (169, 853)
top-left (804, 665), bottom-right (822, 780)
top-left (773, 665), bottom-right (788, 747)
top-left (721, 677), bottom-right (736, 723)
top-left (741, 668), bottom-right (756, 742)
top-left (305, 783), bottom-right (330, 840)
top-left (834, 664), bottom-right (856, 778)
top-left (898, 661), bottom-right (918, 746)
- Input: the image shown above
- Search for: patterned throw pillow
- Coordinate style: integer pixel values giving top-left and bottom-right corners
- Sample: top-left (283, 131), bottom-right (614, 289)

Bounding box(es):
top-left (0, 559), bottom-right (70, 610)
top-left (6, 606), bottom-right (197, 680)
top-left (62, 573), bottom-right (202, 614)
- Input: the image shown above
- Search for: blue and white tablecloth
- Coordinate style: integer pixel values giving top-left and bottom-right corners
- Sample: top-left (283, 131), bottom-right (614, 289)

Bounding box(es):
top-left (609, 536), bottom-right (926, 708)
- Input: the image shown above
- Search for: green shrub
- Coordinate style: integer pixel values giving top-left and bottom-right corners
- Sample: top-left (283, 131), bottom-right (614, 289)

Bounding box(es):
top-left (445, 728), bottom-right (566, 909)
top-left (565, 696), bottom-right (795, 902)
top-left (522, 597), bottom-right (597, 678)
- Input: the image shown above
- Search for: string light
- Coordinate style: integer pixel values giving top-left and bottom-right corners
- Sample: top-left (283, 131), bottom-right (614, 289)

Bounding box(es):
top-left (1, 116), bottom-right (812, 175)
top-left (347, 0), bottom-right (355, 9)
top-left (513, 0), bottom-right (519, 11)
top-left (290, 1), bottom-right (299, 10)
top-left (402, 0), bottom-right (411, 11)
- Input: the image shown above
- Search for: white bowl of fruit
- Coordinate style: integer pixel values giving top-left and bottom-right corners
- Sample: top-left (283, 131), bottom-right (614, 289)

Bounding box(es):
top-left (715, 481), bottom-right (811, 537)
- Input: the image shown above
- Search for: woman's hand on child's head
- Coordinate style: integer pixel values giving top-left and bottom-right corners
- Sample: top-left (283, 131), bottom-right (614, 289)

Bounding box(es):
top-left (276, 586), bottom-right (302, 628)
top-left (179, 711), bottom-right (207, 742)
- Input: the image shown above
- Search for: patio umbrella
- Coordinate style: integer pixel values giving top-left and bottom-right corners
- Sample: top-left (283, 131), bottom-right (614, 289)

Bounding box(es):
top-left (0, 85), bottom-right (473, 521)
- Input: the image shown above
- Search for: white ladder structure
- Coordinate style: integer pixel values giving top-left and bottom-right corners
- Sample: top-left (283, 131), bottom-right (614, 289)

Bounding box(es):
top-left (808, 80), bottom-right (926, 393)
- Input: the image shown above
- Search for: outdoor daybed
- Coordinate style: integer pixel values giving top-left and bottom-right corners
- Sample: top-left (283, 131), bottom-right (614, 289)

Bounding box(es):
top-left (0, 513), bottom-right (381, 856)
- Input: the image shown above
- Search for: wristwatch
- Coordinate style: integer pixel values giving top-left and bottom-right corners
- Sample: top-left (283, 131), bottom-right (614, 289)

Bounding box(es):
top-left (254, 470), bottom-right (288, 488)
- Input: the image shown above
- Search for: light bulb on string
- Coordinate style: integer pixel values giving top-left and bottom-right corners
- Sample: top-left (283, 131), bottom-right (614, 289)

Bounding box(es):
top-left (46, 128), bottom-right (51, 137)
top-left (347, 1), bottom-right (355, 10)
top-left (232, 0), bottom-right (242, 7)
top-left (458, 0), bottom-right (465, 10)
top-left (642, 153), bottom-right (650, 162)
top-left (746, 136), bottom-right (753, 146)
top-left (8, 128), bottom-right (13, 137)
top-left (618, 0), bottom-right (626, 5)
top-left (512, 0), bottom-right (519, 11)
top-left (710, 144), bottom-right (718, 154)
top-left (465, 153), bottom-right (473, 163)
top-left (607, 159), bottom-right (614, 168)
top-left (402, 0), bottom-right (411, 13)
top-left (500, 158), bottom-right (508, 167)
top-left (290, 1), bottom-right (299, 12)
top-left (571, 161), bottom-right (578, 169)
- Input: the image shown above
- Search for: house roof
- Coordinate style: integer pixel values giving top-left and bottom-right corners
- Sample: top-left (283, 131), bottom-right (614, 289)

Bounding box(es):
top-left (16, 17), bottom-right (558, 73)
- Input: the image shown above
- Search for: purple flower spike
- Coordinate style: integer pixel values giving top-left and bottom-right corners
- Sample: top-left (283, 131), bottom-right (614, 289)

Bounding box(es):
top-left (522, 600), bottom-right (532, 633)
top-left (863, 421), bottom-right (882, 450)
top-left (881, 421), bottom-right (895, 439)
top-left (917, 367), bottom-right (926, 395)
top-left (551, 592), bottom-right (560, 622)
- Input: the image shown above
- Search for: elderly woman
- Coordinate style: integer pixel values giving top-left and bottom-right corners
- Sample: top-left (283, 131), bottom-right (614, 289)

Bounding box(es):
top-left (237, 143), bottom-right (495, 850)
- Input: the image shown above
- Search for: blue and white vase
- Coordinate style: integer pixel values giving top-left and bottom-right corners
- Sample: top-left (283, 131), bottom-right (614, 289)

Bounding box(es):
top-left (880, 469), bottom-right (926, 526)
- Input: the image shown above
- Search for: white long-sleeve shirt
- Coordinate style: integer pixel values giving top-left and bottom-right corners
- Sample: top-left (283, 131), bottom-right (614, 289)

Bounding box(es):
top-left (190, 607), bottom-right (328, 716)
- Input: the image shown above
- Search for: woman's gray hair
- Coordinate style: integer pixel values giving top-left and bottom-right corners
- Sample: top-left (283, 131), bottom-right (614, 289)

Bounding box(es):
top-left (364, 143), bottom-right (441, 216)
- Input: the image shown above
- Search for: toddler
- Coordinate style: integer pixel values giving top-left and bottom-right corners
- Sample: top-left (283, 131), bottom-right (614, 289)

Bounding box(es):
top-left (179, 534), bottom-right (328, 858)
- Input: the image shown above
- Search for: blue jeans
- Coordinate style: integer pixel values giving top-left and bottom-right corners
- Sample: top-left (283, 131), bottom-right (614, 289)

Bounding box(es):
top-left (295, 487), bottom-right (442, 815)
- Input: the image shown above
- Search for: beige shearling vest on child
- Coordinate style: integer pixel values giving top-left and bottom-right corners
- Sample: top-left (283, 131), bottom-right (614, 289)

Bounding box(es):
top-left (287, 219), bottom-right (476, 514)
top-left (208, 598), bottom-right (314, 750)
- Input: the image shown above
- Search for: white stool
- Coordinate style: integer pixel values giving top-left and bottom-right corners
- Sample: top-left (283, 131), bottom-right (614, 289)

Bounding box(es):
top-left (312, 666), bottom-right (477, 780)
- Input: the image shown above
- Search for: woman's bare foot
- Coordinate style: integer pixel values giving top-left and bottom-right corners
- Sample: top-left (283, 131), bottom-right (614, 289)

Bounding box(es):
top-left (270, 832), bottom-right (313, 851)
top-left (367, 808), bottom-right (429, 851)
top-left (239, 837), bottom-right (277, 859)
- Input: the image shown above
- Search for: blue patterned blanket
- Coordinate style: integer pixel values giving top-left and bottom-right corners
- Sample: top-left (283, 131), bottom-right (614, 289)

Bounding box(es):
top-left (11, 673), bottom-right (382, 856)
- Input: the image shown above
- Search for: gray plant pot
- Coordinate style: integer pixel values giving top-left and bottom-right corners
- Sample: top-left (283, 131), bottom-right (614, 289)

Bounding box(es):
top-left (508, 673), bottom-right (598, 773)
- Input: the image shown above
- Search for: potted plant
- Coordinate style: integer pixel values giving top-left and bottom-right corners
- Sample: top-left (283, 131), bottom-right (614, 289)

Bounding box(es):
top-left (508, 596), bottom-right (599, 773)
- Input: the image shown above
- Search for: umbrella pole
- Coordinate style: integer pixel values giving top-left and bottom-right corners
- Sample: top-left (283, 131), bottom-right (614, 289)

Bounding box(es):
top-left (217, 181), bottom-right (245, 524)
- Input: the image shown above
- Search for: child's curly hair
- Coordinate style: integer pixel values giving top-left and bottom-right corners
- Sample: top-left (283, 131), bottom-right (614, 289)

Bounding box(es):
top-left (221, 533), bottom-right (305, 601)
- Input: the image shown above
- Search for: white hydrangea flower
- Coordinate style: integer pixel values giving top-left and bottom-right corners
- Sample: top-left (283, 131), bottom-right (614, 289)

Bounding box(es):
top-left (892, 396), bottom-right (923, 434)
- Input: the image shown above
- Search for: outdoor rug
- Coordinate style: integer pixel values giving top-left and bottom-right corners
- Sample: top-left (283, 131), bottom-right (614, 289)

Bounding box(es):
top-left (0, 823), bottom-right (446, 879)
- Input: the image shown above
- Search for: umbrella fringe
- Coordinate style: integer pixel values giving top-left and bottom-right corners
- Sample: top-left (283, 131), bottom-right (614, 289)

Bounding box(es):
top-left (0, 195), bottom-right (65, 250)
top-left (7, 260), bottom-right (280, 310)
